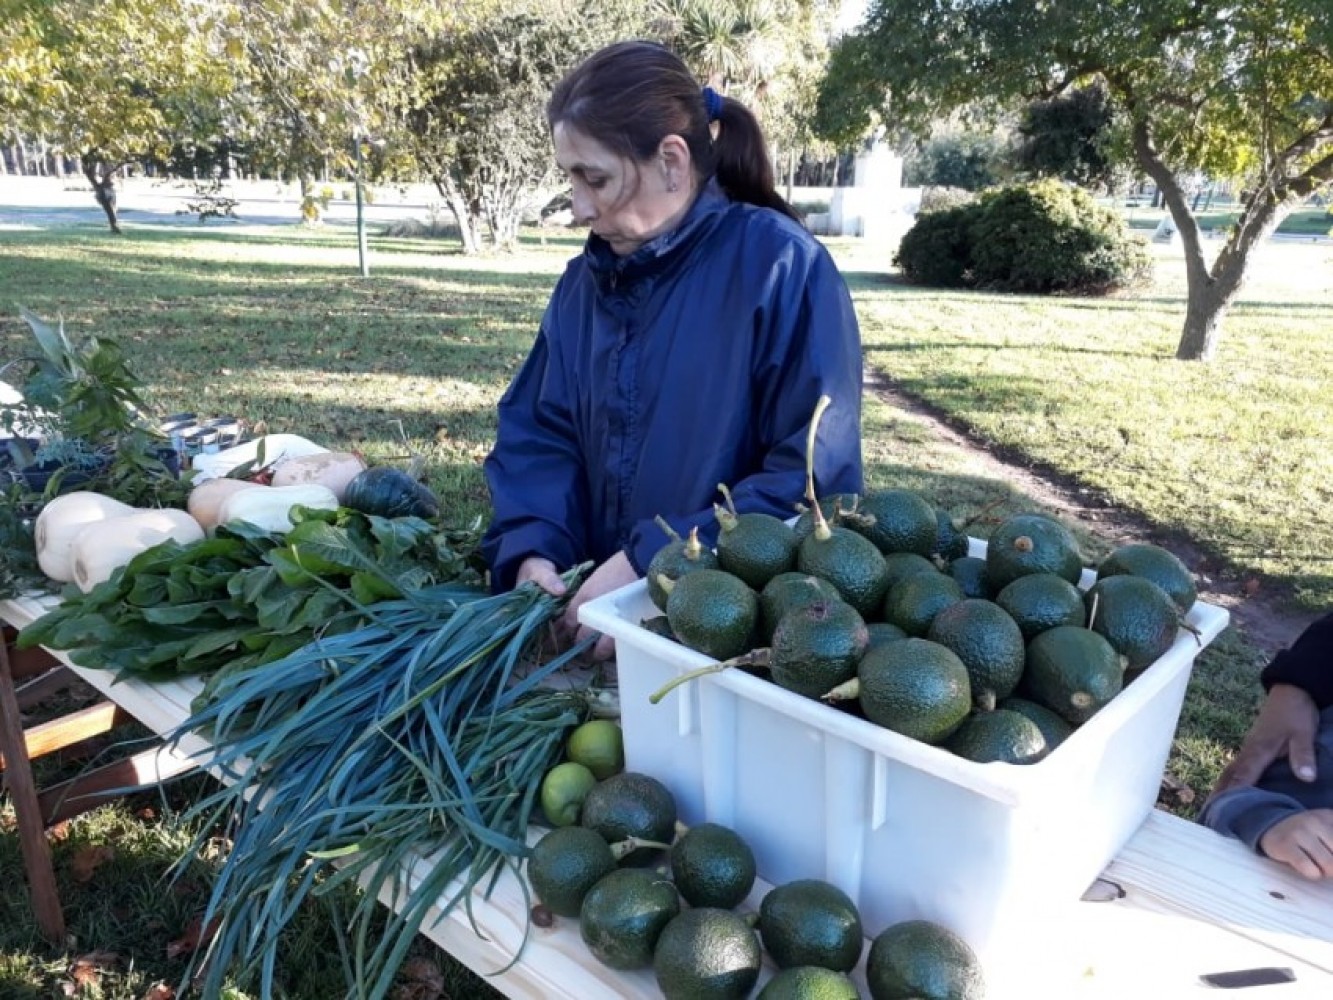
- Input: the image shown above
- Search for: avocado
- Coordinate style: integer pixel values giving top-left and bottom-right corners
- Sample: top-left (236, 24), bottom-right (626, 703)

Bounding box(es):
top-left (758, 879), bottom-right (863, 972)
top-left (579, 772), bottom-right (677, 866)
top-left (855, 638), bottom-right (972, 745)
top-left (866, 621), bottom-right (908, 650)
top-left (985, 512), bottom-right (1083, 590)
top-left (664, 568), bottom-right (757, 661)
top-left (850, 488), bottom-right (937, 556)
top-left (715, 489), bottom-right (799, 591)
top-left (882, 573), bottom-right (965, 637)
top-left (759, 572), bottom-right (844, 643)
top-left (758, 967), bottom-right (860, 1000)
top-left (654, 908), bottom-right (762, 1000)
top-left (1096, 542), bottom-right (1197, 612)
top-left (797, 525), bottom-right (891, 619)
top-left (947, 556), bottom-right (991, 599)
top-left (881, 551), bottom-right (940, 589)
top-left (932, 509), bottom-right (971, 561)
top-left (526, 825), bottom-right (617, 918)
top-left (1083, 574), bottom-right (1180, 670)
top-left (1023, 625), bottom-right (1125, 724)
top-left (866, 919), bottom-right (985, 1000)
top-left (926, 598), bottom-right (1025, 708)
top-left (945, 709), bottom-right (1047, 764)
top-left (999, 695), bottom-right (1075, 751)
top-left (580, 867), bottom-right (680, 969)
top-left (646, 521), bottom-right (720, 611)
top-left (792, 494), bottom-right (860, 543)
top-left (669, 822), bottom-right (756, 910)
top-left (770, 599), bottom-right (869, 700)
top-left (993, 572), bottom-right (1086, 641)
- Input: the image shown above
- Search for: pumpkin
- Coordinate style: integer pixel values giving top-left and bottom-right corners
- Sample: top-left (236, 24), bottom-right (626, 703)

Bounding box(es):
top-left (70, 508), bottom-right (205, 593)
top-left (216, 483), bottom-right (340, 534)
top-left (34, 491), bottom-right (137, 582)
top-left (342, 467), bottom-right (440, 519)
top-left (269, 451), bottom-right (367, 501)
top-left (187, 477), bottom-right (264, 531)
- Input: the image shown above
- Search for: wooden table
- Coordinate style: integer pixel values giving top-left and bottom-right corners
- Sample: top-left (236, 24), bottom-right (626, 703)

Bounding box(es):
top-left (4, 592), bottom-right (1331, 998)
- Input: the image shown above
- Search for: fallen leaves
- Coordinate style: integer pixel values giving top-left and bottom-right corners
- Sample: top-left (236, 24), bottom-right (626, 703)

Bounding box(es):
top-left (165, 913), bottom-right (221, 961)
top-left (142, 983), bottom-right (176, 1000)
top-left (69, 844), bottom-right (116, 883)
top-left (65, 951), bottom-right (119, 994)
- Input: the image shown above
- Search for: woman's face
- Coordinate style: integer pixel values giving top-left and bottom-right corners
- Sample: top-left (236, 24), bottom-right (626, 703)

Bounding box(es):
top-left (553, 122), bottom-right (690, 256)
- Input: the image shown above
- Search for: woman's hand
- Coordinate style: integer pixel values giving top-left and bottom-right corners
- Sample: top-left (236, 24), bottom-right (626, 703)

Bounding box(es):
top-left (1258, 809), bottom-right (1333, 880)
top-left (563, 551), bottom-right (639, 661)
top-left (1212, 684), bottom-right (1320, 797)
top-left (516, 556), bottom-right (568, 597)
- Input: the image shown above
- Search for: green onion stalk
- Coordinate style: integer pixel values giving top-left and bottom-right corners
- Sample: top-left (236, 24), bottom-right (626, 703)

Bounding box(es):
top-left (166, 566), bottom-right (596, 1000)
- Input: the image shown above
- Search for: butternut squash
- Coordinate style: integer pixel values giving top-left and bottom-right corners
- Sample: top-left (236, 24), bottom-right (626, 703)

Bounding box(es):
top-left (269, 451), bottom-right (367, 501)
top-left (191, 433), bottom-right (328, 482)
top-left (34, 491), bottom-right (137, 583)
top-left (216, 483), bottom-right (339, 534)
top-left (70, 509), bottom-right (206, 593)
top-left (188, 477), bottom-right (263, 531)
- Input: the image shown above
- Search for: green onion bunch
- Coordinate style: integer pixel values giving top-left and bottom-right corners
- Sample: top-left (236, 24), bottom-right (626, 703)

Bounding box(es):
top-left (168, 568), bottom-right (595, 1000)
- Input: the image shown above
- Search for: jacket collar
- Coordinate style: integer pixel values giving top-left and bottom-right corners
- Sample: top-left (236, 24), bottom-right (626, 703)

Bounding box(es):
top-left (583, 179), bottom-right (730, 288)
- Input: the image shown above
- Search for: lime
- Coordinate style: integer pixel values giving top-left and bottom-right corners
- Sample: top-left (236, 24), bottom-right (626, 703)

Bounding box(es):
top-left (567, 720), bottom-right (625, 780)
top-left (540, 761), bottom-right (597, 827)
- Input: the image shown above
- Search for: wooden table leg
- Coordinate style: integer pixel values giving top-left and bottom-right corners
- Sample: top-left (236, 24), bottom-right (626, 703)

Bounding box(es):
top-left (0, 637), bottom-right (65, 942)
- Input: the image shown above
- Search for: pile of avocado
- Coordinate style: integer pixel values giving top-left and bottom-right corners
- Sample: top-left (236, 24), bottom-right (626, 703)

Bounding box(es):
top-left (528, 752), bottom-right (986, 999)
top-left (647, 486), bottom-right (1195, 765)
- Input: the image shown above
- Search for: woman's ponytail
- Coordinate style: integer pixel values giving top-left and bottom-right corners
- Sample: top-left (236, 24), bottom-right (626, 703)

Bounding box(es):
top-left (712, 96), bottom-right (801, 223)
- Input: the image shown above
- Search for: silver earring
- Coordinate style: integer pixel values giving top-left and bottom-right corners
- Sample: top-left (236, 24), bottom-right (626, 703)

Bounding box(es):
top-left (667, 180), bottom-right (678, 192)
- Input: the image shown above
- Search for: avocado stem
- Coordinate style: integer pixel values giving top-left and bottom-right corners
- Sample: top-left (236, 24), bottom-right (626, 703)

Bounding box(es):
top-left (609, 837), bottom-right (675, 860)
top-left (683, 525), bottom-right (704, 561)
top-left (717, 482), bottom-right (739, 517)
top-left (1087, 592), bottom-right (1101, 632)
top-left (648, 649), bottom-right (772, 704)
top-left (804, 395), bottom-right (834, 541)
top-left (654, 514), bottom-right (682, 542)
top-left (821, 677), bottom-right (860, 703)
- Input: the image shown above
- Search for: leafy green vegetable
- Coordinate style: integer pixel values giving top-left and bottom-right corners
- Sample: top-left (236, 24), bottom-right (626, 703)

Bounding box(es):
top-left (17, 510), bottom-right (487, 678)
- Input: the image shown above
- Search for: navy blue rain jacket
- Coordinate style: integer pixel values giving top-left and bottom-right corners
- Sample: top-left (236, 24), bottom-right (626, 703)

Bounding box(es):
top-left (481, 182), bottom-right (864, 591)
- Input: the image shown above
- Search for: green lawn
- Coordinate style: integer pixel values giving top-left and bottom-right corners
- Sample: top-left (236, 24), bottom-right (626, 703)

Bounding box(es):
top-left (1121, 202), bottom-right (1332, 237)
top-left (0, 219), bottom-right (1322, 998)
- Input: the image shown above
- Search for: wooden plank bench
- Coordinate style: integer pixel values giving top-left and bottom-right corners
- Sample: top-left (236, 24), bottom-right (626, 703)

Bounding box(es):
top-left (4, 593), bottom-right (1331, 997)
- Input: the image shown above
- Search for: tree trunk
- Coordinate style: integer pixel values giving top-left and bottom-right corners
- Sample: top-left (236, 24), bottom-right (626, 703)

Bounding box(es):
top-left (82, 159), bottom-right (122, 233)
top-left (432, 174), bottom-right (480, 254)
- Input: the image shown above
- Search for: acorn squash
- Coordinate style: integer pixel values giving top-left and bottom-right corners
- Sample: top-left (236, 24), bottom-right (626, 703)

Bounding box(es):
top-left (342, 467), bottom-right (439, 519)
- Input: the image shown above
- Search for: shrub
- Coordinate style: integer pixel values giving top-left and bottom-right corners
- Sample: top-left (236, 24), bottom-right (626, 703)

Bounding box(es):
top-left (918, 186), bottom-right (977, 215)
top-left (894, 179), bottom-right (1152, 295)
top-left (893, 203), bottom-right (983, 287)
top-left (969, 180), bottom-right (1152, 293)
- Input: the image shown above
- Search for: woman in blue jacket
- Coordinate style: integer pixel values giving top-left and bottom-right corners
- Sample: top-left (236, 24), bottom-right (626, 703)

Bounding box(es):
top-left (481, 40), bottom-right (864, 659)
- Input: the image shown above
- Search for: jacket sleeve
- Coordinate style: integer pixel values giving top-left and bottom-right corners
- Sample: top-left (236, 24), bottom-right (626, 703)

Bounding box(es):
top-left (624, 242), bottom-right (864, 574)
top-left (481, 323), bottom-right (590, 592)
top-left (1261, 612), bottom-right (1333, 709)
top-left (1197, 785), bottom-right (1307, 855)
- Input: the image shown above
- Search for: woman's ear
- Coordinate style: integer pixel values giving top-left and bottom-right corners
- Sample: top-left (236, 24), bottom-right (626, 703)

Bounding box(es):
top-left (658, 134), bottom-right (692, 193)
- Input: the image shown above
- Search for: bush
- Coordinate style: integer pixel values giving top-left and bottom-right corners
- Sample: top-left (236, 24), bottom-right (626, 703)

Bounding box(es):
top-left (893, 203), bottom-right (983, 287)
top-left (918, 186), bottom-right (977, 215)
top-left (894, 179), bottom-right (1152, 295)
top-left (969, 180), bottom-right (1152, 293)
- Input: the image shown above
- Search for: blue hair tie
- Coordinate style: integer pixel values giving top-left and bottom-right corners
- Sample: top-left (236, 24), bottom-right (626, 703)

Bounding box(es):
top-left (702, 86), bottom-right (723, 123)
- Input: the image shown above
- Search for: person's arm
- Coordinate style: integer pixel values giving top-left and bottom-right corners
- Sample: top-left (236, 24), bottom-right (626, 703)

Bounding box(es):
top-left (1261, 613), bottom-right (1333, 708)
top-left (623, 243), bottom-right (864, 575)
top-left (481, 324), bottom-right (590, 593)
top-left (1198, 783), bottom-right (1308, 855)
top-left (1212, 613), bottom-right (1333, 794)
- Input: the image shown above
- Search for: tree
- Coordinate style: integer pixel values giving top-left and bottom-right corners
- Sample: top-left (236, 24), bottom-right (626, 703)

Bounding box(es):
top-left (1017, 82), bottom-right (1119, 191)
top-left (0, 0), bottom-right (232, 232)
top-left (905, 129), bottom-right (1012, 190)
top-left (404, 0), bottom-right (647, 253)
top-left (827, 0), bottom-right (1333, 360)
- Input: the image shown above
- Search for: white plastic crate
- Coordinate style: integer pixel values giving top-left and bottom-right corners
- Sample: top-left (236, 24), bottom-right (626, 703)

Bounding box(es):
top-left (579, 540), bottom-right (1229, 969)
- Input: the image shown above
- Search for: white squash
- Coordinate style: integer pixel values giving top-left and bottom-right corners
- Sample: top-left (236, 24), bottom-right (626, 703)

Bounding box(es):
top-left (188, 477), bottom-right (263, 531)
top-left (70, 509), bottom-right (206, 593)
top-left (34, 491), bottom-right (137, 582)
top-left (269, 451), bottom-right (367, 501)
top-left (216, 483), bottom-right (339, 534)
top-left (190, 433), bottom-right (329, 483)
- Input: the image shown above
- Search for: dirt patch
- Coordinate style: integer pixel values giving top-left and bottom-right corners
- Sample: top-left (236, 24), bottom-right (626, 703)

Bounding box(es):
top-left (863, 368), bottom-right (1321, 659)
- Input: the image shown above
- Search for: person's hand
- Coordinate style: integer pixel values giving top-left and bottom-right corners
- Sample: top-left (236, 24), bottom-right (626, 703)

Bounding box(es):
top-left (562, 551), bottom-right (639, 661)
top-left (516, 556), bottom-right (568, 598)
top-left (1212, 684), bottom-right (1320, 798)
top-left (1258, 809), bottom-right (1333, 880)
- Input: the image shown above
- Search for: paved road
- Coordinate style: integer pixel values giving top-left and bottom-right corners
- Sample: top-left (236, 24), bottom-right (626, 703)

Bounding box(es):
top-left (0, 175), bottom-right (445, 231)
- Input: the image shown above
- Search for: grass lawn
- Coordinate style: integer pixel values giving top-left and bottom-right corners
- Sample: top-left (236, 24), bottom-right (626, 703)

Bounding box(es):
top-left (1119, 202), bottom-right (1332, 237)
top-left (0, 218), bottom-right (1323, 998)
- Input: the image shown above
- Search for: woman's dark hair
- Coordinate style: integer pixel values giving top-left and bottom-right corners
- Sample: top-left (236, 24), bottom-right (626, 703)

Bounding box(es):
top-left (547, 40), bottom-right (799, 222)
